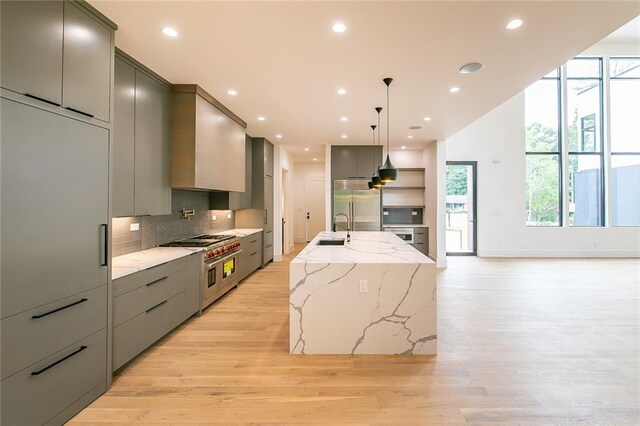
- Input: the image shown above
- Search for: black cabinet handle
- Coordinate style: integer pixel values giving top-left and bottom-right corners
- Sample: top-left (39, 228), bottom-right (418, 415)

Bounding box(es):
top-left (31, 346), bottom-right (87, 376)
top-left (65, 106), bottom-right (94, 118)
top-left (101, 224), bottom-right (108, 266)
top-left (146, 300), bottom-right (167, 313)
top-left (25, 93), bottom-right (61, 107)
top-left (32, 298), bottom-right (88, 319)
top-left (146, 277), bottom-right (167, 287)
top-left (250, 239), bottom-right (258, 243)
top-left (251, 251), bottom-right (257, 256)
top-left (266, 244), bottom-right (273, 248)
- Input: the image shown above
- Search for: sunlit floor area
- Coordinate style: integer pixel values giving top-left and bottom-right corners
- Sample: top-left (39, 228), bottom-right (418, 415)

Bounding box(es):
top-left (71, 248), bottom-right (640, 424)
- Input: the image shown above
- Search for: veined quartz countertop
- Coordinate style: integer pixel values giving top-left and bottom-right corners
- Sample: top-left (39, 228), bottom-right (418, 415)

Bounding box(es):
top-left (111, 228), bottom-right (262, 280)
top-left (214, 228), bottom-right (263, 237)
top-left (292, 231), bottom-right (433, 264)
top-left (112, 247), bottom-right (202, 280)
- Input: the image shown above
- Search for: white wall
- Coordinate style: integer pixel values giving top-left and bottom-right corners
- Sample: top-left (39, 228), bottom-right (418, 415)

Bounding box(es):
top-left (293, 161), bottom-right (326, 243)
top-left (447, 92), bottom-right (640, 257)
top-left (388, 149), bottom-right (424, 168)
top-left (273, 145), bottom-right (294, 260)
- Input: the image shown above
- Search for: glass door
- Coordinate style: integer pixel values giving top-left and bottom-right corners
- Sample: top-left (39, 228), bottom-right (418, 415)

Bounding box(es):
top-left (446, 161), bottom-right (477, 255)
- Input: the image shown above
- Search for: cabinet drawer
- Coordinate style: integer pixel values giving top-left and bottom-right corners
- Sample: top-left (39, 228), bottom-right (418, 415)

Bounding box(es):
top-left (411, 242), bottom-right (428, 255)
top-left (241, 234), bottom-right (262, 255)
top-left (113, 291), bottom-right (186, 370)
top-left (114, 271), bottom-right (185, 327)
top-left (1, 328), bottom-right (106, 426)
top-left (1, 285), bottom-right (106, 380)
top-left (114, 256), bottom-right (188, 297)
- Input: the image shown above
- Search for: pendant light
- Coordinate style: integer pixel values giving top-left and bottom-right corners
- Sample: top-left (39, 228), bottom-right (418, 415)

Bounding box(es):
top-left (379, 77), bottom-right (398, 182)
top-left (368, 125), bottom-right (377, 190)
top-left (372, 107), bottom-right (384, 187)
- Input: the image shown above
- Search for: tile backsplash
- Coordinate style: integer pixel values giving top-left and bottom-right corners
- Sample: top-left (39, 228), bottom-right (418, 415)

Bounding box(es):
top-left (112, 190), bottom-right (236, 257)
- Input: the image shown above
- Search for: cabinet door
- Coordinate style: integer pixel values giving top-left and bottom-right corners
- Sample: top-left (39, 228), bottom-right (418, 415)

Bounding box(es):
top-left (331, 146), bottom-right (358, 180)
top-left (112, 58), bottom-right (136, 217)
top-left (62, 2), bottom-right (112, 122)
top-left (134, 71), bottom-right (172, 215)
top-left (0, 0), bottom-right (63, 106)
top-left (357, 146), bottom-right (376, 179)
top-left (264, 140), bottom-right (274, 177)
top-left (1, 99), bottom-right (109, 318)
top-left (241, 135), bottom-right (253, 209)
top-left (264, 175), bottom-right (274, 231)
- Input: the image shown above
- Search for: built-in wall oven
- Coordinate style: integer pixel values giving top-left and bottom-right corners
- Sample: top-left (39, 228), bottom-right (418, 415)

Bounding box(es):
top-left (384, 227), bottom-right (414, 244)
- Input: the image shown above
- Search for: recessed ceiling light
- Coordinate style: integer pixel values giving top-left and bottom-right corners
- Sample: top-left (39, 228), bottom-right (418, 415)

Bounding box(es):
top-left (304, 147), bottom-right (310, 151)
top-left (450, 86), bottom-right (460, 93)
top-left (257, 116), bottom-right (266, 121)
top-left (407, 135), bottom-right (414, 139)
top-left (401, 146), bottom-right (406, 149)
top-left (332, 22), bottom-right (346, 33)
top-left (340, 117), bottom-right (348, 122)
top-left (276, 134), bottom-right (283, 139)
top-left (313, 158), bottom-right (318, 161)
top-left (227, 89), bottom-right (238, 96)
top-left (341, 134), bottom-right (348, 139)
top-left (459, 62), bottom-right (484, 74)
top-left (423, 116), bottom-right (432, 121)
top-left (162, 27), bottom-right (178, 37)
top-left (337, 88), bottom-right (347, 95)
top-left (506, 19), bottom-right (523, 30)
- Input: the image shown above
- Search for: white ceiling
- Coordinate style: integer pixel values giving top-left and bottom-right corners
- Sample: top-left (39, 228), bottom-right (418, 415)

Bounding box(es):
top-left (91, 1), bottom-right (638, 160)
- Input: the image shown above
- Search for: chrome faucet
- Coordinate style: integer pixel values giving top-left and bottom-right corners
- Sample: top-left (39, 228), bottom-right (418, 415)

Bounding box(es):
top-left (333, 213), bottom-right (351, 243)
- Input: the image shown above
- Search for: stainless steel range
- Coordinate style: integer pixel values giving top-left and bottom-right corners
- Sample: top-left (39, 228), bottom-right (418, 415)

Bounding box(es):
top-left (160, 234), bottom-right (241, 310)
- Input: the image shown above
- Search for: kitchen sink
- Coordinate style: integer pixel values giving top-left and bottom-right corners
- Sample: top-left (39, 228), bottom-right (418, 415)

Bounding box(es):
top-left (316, 239), bottom-right (346, 246)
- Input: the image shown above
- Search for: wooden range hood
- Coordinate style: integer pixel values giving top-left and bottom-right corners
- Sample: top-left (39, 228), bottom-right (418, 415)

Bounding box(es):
top-left (171, 84), bottom-right (247, 192)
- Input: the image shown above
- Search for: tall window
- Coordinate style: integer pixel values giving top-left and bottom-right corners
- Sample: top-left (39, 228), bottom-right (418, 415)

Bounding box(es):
top-left (525, 69), bottom-right (561, 226)
top-left (525, 56), bottom-right (639, 227)
top-left (610, 57), bottom-right (640, 226)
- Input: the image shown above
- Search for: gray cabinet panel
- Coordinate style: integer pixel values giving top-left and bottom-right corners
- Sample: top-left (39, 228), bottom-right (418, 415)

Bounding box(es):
top-left (264, 141), bottom-right (274, 177)
top-left (242, 135), bottom-right (254, 208)
top-left (62, 2), bottom-right (112, 121)
top-left (0, 329), bottom-right (106, 426)
top-left (134, 71), bottom-right (172, 215)
top-left (113, 256), bottom-right (188, 297)
top-left (0, 1), bottom-right (63, 105)
top-left (113, 57), bottom-right (136, 217)
top-left (113, 291), bottom-right (186, 370)
top-left (1, 99), bottom-right (109, 318)
top-left (357, 146), bottom-right (377, 180)
top-left (1, 285), bottom-right (107, 380)
top-left (185, 253), bottom-right (202, 316)
top-left (264, 175), bottom-right (274, 232)
top-left (331, 146), bottom-right (382, 180)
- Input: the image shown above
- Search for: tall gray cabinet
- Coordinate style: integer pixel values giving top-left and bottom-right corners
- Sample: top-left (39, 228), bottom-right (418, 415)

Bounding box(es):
top-left (251, 138), bottom-right (275, 264)
top-left (0, 1), bottom-right (116, 424)
top-left (113, 50), bottom-right (172, 217)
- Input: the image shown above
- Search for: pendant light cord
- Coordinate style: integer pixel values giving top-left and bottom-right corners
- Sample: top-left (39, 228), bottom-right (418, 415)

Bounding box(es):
top-left (377, 110), bottom-right (381, 167)
top-left (386, 84), bottom-right (390, 157)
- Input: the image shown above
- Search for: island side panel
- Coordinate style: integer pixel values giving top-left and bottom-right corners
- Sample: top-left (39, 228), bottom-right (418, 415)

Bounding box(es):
top-left (290, 261), bottom-right (436, 355)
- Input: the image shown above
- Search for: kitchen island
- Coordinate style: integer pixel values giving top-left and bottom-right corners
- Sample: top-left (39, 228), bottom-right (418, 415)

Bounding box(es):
top-left (290, 231), bottom-right (436, 355)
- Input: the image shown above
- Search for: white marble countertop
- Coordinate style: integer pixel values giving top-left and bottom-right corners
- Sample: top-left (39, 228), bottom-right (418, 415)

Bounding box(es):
top-left (112, 247), bottom-right (202, 280)
top-left (292, 231), bottom-right (433, 264)
top-left (214, 228), bottom-right (263, 237)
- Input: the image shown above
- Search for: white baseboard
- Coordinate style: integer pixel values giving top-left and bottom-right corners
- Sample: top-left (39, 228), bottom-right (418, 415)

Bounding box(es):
top-left (436, 257), bottom-right (448, 268)
top-left (479, 248), bottom-right (640, 258)
top-left (274, 254), bottom-right (283, 262)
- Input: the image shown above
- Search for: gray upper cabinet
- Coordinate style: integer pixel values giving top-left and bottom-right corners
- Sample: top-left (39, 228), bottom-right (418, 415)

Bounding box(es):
top-left (251, 138), bottom-right (275, 211)
top-left (1, 98), bottom-right (109, 318)
top-left (331, 145), bottom-right (382, 180)
top-left (0, 1), bottom-right (64, 106)
top-left (113, 51), bottom-right (172, 217)
top-left (0, 1), bottom-right (116, 122)
top-left (134, 70), bottom-right (171, 215)
top-left (62, 2), bottom-right (112, 122)
top-left (113, 58), bottom-right (136, 217)
top-left (209, 134), bottom-right (253, 211)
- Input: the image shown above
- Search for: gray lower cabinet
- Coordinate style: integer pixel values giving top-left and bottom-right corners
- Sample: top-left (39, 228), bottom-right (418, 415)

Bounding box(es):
top-left (0, 0), bottom-right (115, 122)
top-left (113, 253), bottom-right (200, 370)
top-left (238, 232), bottom-right (263, 281)
top-left (113, 51), bottom-right (172, 217)
top-left (1, 329), bottom-right (107, 426)
top-left (411, 227), bottom-right (429, 256)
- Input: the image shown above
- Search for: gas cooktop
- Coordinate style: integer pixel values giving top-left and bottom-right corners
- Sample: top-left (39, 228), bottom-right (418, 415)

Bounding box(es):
top-left (159, 234), bottom-right (236, 248)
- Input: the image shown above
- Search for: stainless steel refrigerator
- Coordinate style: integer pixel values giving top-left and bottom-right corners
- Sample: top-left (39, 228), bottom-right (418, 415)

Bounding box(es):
top-left (333, 180), bottom-right (382, 231)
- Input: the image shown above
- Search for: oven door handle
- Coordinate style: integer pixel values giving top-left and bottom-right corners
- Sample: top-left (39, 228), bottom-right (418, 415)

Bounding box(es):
top-left (223, 250), bottom-right (242, 263)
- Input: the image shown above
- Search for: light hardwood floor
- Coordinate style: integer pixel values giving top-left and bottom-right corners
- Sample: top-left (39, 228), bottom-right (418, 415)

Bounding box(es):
top-left (71, 248), bottom-right (640, 424)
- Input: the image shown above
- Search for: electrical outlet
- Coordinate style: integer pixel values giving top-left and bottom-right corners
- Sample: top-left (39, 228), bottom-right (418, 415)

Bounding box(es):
top-left (227, 213), bottom-right (231, 219)
top-left (359, 279), bottom-right (368, 293)
top-left (130, 223), bottom-right (140, 231)
top-left (208, 211), bottom-right (217, 221)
